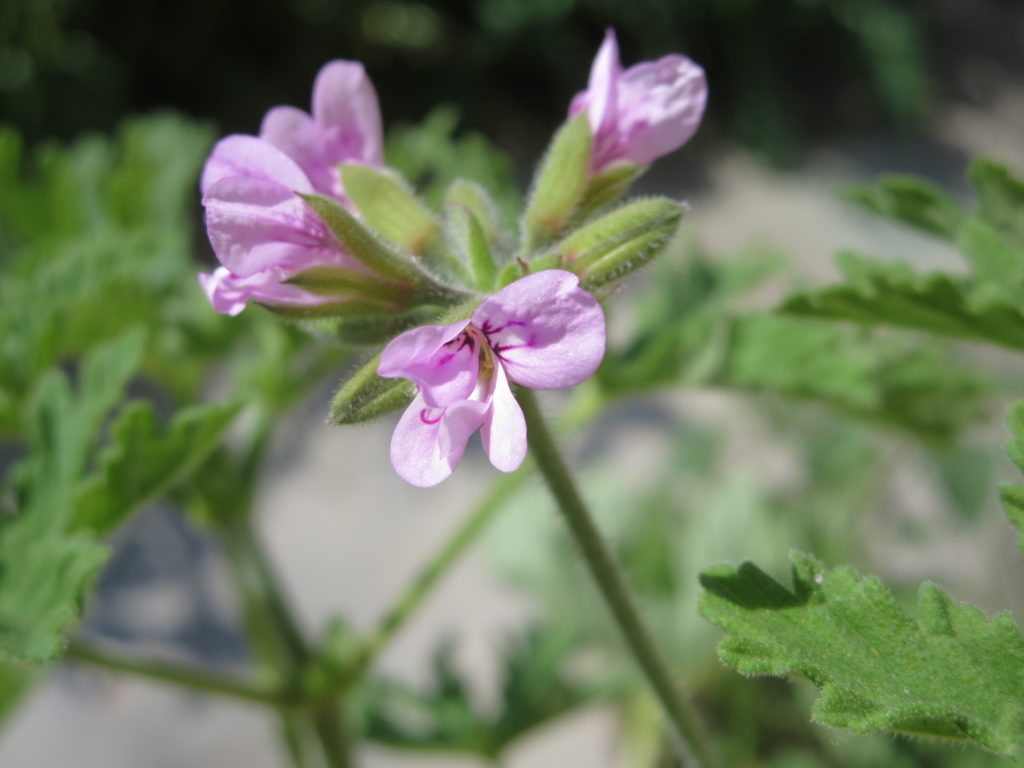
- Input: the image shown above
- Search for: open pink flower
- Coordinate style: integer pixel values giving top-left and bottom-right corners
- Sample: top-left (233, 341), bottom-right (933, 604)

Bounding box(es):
top-left (570, 29), bottom-right (707, 173)
top-left (378, 270), bottom-right (606, 487)
top-left (198, 59), bottom-right (385, 315)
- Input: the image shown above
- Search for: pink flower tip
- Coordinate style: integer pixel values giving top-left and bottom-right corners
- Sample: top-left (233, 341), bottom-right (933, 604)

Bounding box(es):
top-left (570, 28), bottom-right (708, 173)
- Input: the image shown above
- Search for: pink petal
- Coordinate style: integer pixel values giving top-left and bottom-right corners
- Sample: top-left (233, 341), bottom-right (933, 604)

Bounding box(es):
top-left (389, 394), bottom-right (488, 487)
top-left (198, 266), bottom-right (330, 316)
top-left (580, 28), bottom-right (622, 137)
top-left (259, 106), bottom-right (342, 198)
top-left (312, 60), bottom-right (384, 167)
top-left (378, 320), bottom-right (480, 408)
top-left (474, 270), bottom-right (605, 390)
top-left (479, 363), bottom-right (526, 473)
top-left (200, 135), bottom-right (312, 197)
top-left (203, 175), bottom-right (345, 276)
top-left (615, 55), bottom-right (707, 165)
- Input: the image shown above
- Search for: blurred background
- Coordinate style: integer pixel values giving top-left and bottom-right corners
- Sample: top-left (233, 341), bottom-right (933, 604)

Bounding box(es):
top-left (2, 0), bottom-right (1024, 766)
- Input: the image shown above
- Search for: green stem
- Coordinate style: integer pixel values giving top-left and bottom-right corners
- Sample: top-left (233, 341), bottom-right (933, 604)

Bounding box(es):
top-left (65, 640), bottom-right (293, 706)
top-left (219, 510), bottom-right (352, 768)
top-left (355, 469), bottom-right (526, 671)
top-left (517, 389), bottom-right (720, 768)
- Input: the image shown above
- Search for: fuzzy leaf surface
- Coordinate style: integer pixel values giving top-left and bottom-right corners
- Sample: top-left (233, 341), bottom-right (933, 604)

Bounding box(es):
top-left (700, 552), bottom-right (1024, 755)
top-left (74, 400), bottom-right (242, 536)
top-left (781, 253), bottom-right (1024, 350)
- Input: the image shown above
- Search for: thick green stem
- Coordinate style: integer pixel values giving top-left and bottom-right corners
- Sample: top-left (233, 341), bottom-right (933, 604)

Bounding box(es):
top-left (65, 640), bottom-right (293, 706)
top-left (355, 469), bottom-right (526, 671)
top-left (517, 389), bottom-right (720, 768)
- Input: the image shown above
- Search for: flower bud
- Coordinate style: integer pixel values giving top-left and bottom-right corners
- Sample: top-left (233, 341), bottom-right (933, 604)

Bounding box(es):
top-left (548, 197), bottom-right (684, 290)
top-left (329, 352), bottom-right (413, 424)
top-left (520, 113), bottom-right (592, 252)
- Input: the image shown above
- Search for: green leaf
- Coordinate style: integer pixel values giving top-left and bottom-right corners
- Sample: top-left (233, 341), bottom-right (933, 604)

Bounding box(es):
top-left (968, 158), bottom-right (1024, 249)
top-left (339, 164), bottom-right (441, 255)
top-left (1000, 401), bottom-right (1024, 551)
top-left (521, 114), bottom-right (592, 251)
top-left (0, 331), bottom-right (145, 662)
top-left (955, 216), bottom-right (1024, 285)
top-left (700, 552), bottom-right (1024, 755)
top-left (329, 353), bottom-right (413, 425)
top-left (781, 253), bottom-right (1024, 350)
top-left (74, 400), bottom-right (242, 536)
top-left (843, 174), bottom-right (966, 239)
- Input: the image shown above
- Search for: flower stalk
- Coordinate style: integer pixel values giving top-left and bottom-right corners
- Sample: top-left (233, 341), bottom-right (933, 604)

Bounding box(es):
top-left (516, 388), bottom-right (720, 768)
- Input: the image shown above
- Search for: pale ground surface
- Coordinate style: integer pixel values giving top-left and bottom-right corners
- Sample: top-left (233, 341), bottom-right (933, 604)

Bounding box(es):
top-left (2, 92), bottom-right (1023, 768)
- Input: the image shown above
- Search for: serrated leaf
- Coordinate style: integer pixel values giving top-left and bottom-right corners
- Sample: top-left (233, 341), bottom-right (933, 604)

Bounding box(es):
top-left (999, 401), bottom-right (1024, 551)
top-left (521, 114), bottom-right (592, 252)
top-left (73, 400), bottom-right (242, 536)
top-left (843, 174), bottom-right (966, 239)
top-left (955, 216), bottom-right (1024, 285)
top-left (339, 164), bottom-right (441, 255)
top-left (968, 158), bottom-right (1024, 249)
top-left (782, 253), bottom-right (1024, 350)
top-left (0, 331), bottom-right (145, 662)
top-left (700, 551), bottom-right (1024, 755)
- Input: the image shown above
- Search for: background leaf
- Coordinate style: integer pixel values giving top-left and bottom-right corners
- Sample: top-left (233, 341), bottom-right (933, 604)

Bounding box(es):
top-left (700, 552), bottom-right (1024, 756)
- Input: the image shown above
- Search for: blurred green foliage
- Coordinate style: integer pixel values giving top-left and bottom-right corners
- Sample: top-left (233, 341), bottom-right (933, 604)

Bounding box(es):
top-left (4, 0), bottom-right (1014, 164)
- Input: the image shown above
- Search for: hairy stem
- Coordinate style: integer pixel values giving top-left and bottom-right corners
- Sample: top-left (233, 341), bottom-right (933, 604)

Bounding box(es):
top-left (517, 388), bottom-right (720, 768)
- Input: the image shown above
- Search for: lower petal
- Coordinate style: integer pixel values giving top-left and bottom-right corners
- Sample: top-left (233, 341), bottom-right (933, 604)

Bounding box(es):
top-left (389, 395), bottom-right (486, 488)
top-left (480, 365), bottom-right (527, 473)
top-left (198, 266), bottom-right (330, 316)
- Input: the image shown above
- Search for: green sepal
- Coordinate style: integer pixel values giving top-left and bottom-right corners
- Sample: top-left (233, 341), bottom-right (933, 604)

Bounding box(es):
top-left (445, 202), bottom-right (496, 292)
top-left (551, 198), bottom-right (683, 269)
top-left (259, 299), bottom-right (401, 321)
top-left (330, 353), bottom-right (413, 424)
top-left (521, 114), bottom-right (592, 252)
top-left (496, 260), bottom-right (525, 288)
top-left (339, 164), bottom-right (442, 255)
top-left (300, 193), bottom-right (420, 283)
top-left (445, 179), bottom-right (501, 242)
top-left (572, 162), bottom-right (645, 224)
top-left (285, 265), bottom-right (413, 303)
top-left (551, 198), bottom-right (683, 290)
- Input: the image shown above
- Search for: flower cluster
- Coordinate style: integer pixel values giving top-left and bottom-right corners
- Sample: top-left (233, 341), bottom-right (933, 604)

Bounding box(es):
top-left (199, 31), bottom-right (706, 485)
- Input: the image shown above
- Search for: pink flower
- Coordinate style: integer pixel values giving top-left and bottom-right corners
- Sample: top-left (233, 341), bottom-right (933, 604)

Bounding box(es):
top-left (570, 29), bottom-right (707, 173)
top-left (378, 270), bottom-right (606, 487)
top-left (198, 60), bottom-right (385, 315)
top-left (199, 135), bottom-right (372, 315)
top-left (259, 60), bottom-right (383, 200)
